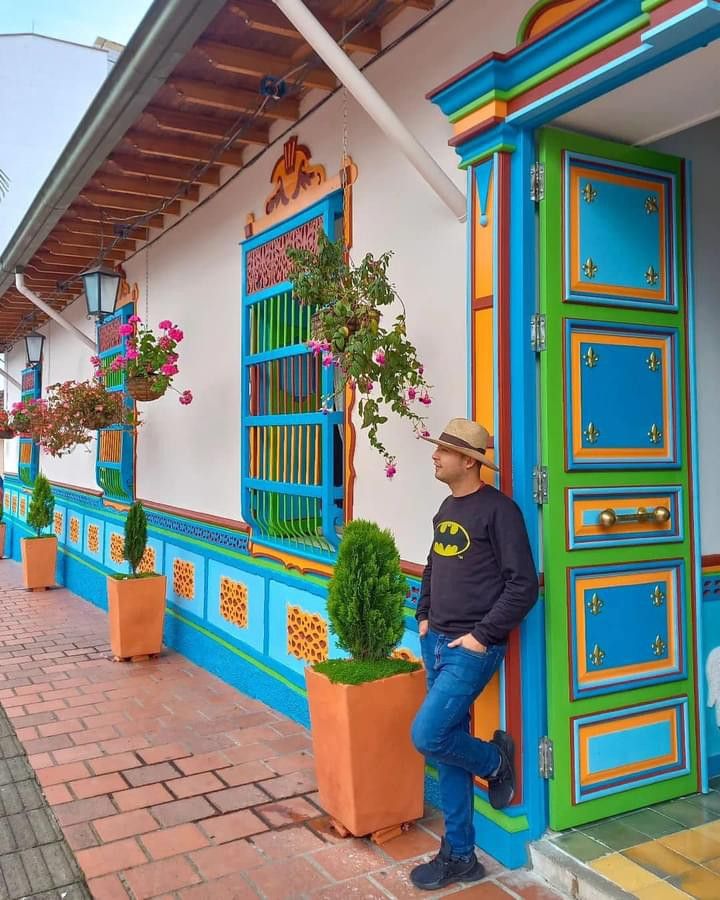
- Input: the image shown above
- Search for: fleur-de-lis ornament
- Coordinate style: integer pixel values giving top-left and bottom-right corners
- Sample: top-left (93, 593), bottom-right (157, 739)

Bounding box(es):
top-left (583, 257), bottom-right (598, 279)
top-left (645, 195), bottom-right (659, 214)
top-left (645, 265), bottom-right (659, 286)
top-left (583, 346), bottom-right (599, 368)
top-left (583, 183), bottom-right (598, 203)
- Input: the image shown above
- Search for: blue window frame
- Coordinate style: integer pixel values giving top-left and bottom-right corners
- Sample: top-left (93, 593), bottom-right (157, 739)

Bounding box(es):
top-left (241, 193), bottom-right (345, 559)
top-left (18, 365), bottom-right (41, 485)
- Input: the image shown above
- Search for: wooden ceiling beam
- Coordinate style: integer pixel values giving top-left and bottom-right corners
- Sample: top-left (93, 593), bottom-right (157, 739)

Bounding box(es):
top-left (228, 0), bottom-right (381, 54)
top-left (197, 40), bottom-right (336, 92)
top-left (171, 78), bottom-right (299, 120)
top-left (93, 171), bottom-right (200, 203)
top-left (70, 204), bottom-right (165, 230)
top-left (80, 188), bottom-right (182, 216)
top-left (147, 107), bottom-right (269, 147)
top-left (58, 219), bottom-right (150, 241)
top-left (110, 153), bottom-right (221, 186)
top-left (50, 229), bottom-right (137, 253)
top-left (43, 242), bottom-right (126, 264)
top-left (126, 130), bottom-right (244, 168)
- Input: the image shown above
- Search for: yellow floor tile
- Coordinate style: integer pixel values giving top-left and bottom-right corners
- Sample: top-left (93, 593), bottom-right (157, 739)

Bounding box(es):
top-left (624, 839), bottom-right (696, 878)
top-left (659, 828), bottom-right (720, 862)
top-left (695, 820), bottom-right (720, 842)
top-left (673, 867), bottom-right (720, 899)
top-left (704, 854), bottom-right (720, 874)
top-left (591, 853), bottom-right (663, 892)
top-left (634, 882), bottom-right (692, 899)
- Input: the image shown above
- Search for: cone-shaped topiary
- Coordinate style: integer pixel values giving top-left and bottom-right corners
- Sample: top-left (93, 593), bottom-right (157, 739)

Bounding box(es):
top-left (27, 474), bottom-right (54, 537)
top-left (327, 519), bottom-right (406, 662)
top-left (124, 501), bottom-right (148, 576)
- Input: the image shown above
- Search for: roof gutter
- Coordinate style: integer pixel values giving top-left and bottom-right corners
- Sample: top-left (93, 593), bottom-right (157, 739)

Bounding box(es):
top-left (0, 0), bottom-right (229, 306)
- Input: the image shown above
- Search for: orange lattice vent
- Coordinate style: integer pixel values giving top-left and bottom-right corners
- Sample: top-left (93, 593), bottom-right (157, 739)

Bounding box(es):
top-left (287, 604), bottom-right (328, 664)
top-left (110, 533), bottom-right (125, 564)
top-left (219, 577), bottom-right (248, 628)
top-left (69, 517), bottom-right (80, 544)
top-left (87, 524), bottom-right (100, 554)
top-left (137, 546), bottom-right (157, 575)
top-left (53, 512), bottom-right (63, 538)
top-left (173, 559), bottom-right (195, 599)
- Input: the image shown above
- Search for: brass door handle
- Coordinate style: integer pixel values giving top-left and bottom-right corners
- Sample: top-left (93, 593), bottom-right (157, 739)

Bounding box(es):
top-left (598, 505), bottom-right (671, 527)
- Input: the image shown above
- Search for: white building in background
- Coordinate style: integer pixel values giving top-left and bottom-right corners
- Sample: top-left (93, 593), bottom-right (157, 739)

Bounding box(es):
top-left (0, 33), bottom-right (121, 252)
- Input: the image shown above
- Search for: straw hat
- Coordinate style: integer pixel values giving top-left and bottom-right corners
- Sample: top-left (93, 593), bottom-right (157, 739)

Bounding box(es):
top-left (421, 418), bottom-right (498, 471)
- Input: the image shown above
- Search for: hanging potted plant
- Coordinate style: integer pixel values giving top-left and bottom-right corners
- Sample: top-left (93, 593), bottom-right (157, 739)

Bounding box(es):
top-left (37, 378), bottom-right (134, 458)
top-left (287, 234), bottom-right (431, 479)
top-left (106, 316), bottom-right (192, 404)
top-left (8, 398), bottom-right (48, 441)
top-left (0, 408), bottom-right (14, 439)
top-left (21, 474), bottom-right (57, 590)
top-left (305, 519), bottom-right (425, 838)
top-left (107, 501), bottom-right (167, 660)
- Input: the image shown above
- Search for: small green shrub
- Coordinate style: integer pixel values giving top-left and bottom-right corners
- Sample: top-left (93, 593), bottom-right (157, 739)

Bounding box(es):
top-left (27, 474), bottom-right (54, 537)
top-left (124, 501), bottom-right (148, 576)
top-left (326, 519), bottom-right (407, 662)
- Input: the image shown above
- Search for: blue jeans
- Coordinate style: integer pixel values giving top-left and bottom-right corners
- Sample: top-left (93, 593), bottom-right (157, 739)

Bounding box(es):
top-left (411, 628), bottom-right (506, 857)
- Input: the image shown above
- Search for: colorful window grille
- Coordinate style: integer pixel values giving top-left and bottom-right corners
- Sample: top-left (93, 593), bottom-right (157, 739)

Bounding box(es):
top-left (95, 305), bottom-right (135, 501)
top-left (241, 194), bottom-right (345, 558)
top-left (18, 366), bottom-right (41, 486)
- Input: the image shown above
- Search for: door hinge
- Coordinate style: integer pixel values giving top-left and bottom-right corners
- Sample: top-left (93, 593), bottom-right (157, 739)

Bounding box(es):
top-left (530, 313), bottom-right (546, 352)
top-left (530, 162), bottom-right (545, 202)
top-left (532, 466), bottom-right (548, 505)
top-left (539, 736), bottom-right (554, 779)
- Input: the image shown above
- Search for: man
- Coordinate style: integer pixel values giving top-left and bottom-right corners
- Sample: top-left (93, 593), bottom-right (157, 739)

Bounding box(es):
top-left (410, 418), bottom-right (538, 891)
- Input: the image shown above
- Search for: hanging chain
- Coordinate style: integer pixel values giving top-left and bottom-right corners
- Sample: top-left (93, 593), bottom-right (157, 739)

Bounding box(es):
top-left (145, 245), bottom-right (149, 323)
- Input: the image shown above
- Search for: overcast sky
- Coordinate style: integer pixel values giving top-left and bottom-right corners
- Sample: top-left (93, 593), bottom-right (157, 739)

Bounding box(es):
top-left (0, 0), bottom-right (154, 47)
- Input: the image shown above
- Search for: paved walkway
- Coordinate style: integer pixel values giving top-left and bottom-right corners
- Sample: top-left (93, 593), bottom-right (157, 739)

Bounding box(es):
top-left (0, 559), bottom-right (562, 900)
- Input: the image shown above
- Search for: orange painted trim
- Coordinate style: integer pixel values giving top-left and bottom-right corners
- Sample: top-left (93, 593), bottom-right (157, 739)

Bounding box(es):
top-left (579, 707), bottom-right (680, 785)
top-left (570, 330), bottom-right (673, 461)
top-left (453, 101), bottom-right (508, 137)
top-left (575, 568), bottom-right (678, 687)
top-left (569, 166), bottom-right (668, 301)
top-left (246, 540), bottom-right (333, 578)
top-left (401, 560), bottom-right (425, 578)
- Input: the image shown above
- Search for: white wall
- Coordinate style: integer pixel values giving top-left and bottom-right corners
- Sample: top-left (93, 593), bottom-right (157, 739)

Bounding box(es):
top-left (653, 119), bottom-right (720, 555)
top-left (0, 34), bottom-right (110, 252)
top-left (2, 0), bottom-right (528, 564)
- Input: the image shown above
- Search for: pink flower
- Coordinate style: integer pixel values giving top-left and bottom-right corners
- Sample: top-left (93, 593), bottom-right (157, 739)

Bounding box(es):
top-left (119, 324), bottom-right (134, 336)
top-left (374, 351), bottom-right (386, 366)
top-left (419, 392), bottom-right (432, 406)
top-left (128, 314), bottom-right (142, 324)
top-left (179, 390), bottom-right (193, 405)
top-left (418, 364), bottom-right (424, 375)
top-left (167, 353), bottom-right (178, 364)
top-left (159, 319), bottom-right (172, 330)
top-left (322, 354), bottom-right (334, 368)
top-left (90, 355), bottom-right (100, 366)
top-left (94, 368), bottom-right (104, 378)
top-left (385, 461), bottom-right (397, 479)
top-left (11, 402), bottom-right (24, 412)
top-left (421, 429), bottom-right (430, 438)
top-left (159, 336), bottom-right (172, 351)
top-left (125, 348), bottom-right (140, 360)
top-left (160, 363), bottom-right (179, 376)
top-left (168, 327), bottom-right (184, 342)
top-left (407, 387), bottom-right (417, 401)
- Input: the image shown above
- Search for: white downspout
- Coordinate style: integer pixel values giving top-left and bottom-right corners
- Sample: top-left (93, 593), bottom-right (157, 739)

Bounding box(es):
top-left (0, 366), bottom-right (21, 391)
top-left (272, 0), bottom-right (467, 223)
top-left (15, 269), bottom-right (96, 351)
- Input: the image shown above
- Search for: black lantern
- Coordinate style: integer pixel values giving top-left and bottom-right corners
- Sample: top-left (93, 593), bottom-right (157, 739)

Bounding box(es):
top-left (82, 266), bottom-right (122, 320)
top-left (24, 330), bottom-right (45, 367)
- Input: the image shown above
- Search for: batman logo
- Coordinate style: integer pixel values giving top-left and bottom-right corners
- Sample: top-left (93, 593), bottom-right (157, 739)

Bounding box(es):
top-left (433, 521), bottom-right (470, 558)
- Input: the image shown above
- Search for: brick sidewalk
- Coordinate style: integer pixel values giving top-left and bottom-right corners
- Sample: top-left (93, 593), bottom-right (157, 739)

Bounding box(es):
top-left (0, 559), bottom-right (562, 899)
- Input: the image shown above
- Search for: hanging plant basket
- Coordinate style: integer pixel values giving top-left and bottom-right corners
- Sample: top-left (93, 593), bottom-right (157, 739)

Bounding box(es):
top-left (127, 376), bottom-right (166, 402)
top-left (0, 428), bottom-right (15, 439)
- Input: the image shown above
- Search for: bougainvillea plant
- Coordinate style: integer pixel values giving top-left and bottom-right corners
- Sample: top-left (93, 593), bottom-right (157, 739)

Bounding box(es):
top-left (8, 398), bottom-right (48, 440)
top-left (286, 233), bottom-right (431, 477)
top-left (101, 316), bottom-right (192, 405)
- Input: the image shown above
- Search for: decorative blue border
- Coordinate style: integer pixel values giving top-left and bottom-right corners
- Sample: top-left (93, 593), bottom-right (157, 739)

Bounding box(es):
top-left (564, 318), bottom-right (681, 470)
top-left (566, 485), bottom-right (684, 549)
top-left (569, 558), bottom-right (686, 699)
top-left (563, 152), bottom-right (678, 311)
top-left (573, 696), bottom-right (690, 803)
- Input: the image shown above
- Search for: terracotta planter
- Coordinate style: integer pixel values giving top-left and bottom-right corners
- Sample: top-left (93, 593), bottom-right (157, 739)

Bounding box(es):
top-left (127, 376), bottom-right (166, 402)
top-left (0, 428), bottom-right (15, 439)
top-left (21, 535), bottom-right (58, 589)
top-left (107, 574), bottom-right (167, 658)
top-left (0, 522), bottom-right (6, 558)
top-left (305, 666), bottom-right (426, 836)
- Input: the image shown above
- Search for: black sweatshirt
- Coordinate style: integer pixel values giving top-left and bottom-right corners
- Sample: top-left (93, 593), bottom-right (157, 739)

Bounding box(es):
top-left (416, 485), bottom-right (538, 647)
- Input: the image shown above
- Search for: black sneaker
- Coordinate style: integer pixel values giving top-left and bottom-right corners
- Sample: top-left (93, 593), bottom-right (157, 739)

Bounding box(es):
top-left (409, 837), bottom-right (486, 891)
top-left (488, 729), bottom-right (515, 810)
